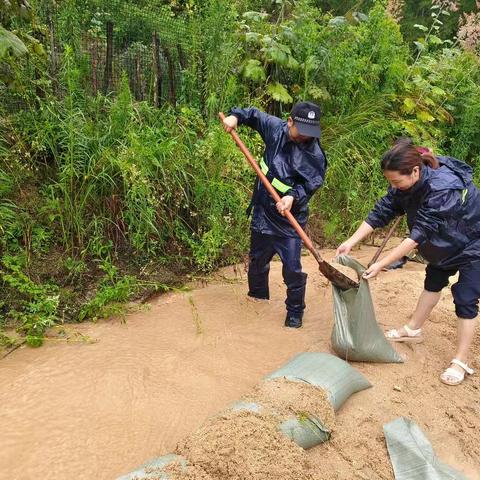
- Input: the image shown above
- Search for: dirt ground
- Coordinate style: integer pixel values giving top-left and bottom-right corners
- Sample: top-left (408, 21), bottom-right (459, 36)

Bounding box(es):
top-left (0, 243), bottom-right (479, 480)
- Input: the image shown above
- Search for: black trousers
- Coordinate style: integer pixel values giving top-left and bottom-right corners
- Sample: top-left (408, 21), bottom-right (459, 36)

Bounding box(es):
top-left (248, 231), bottom-right (307, 317)
top-left (425, 262), bottom-right (480, 319)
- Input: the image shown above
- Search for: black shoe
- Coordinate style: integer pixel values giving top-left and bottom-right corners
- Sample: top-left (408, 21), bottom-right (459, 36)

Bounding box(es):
top-left (284, 314), bottom-right (303, 328)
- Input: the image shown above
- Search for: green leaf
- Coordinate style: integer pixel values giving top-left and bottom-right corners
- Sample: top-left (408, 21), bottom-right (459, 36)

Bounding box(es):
top-left (243, 11), bottom-right (269, 22)
top-left (413, 24), bottom-right (428, 32)
top-left (400, 120), bottom-right (421, 137)
top-left (329, 16), bottom-right (348, 27)
top-left (403, 97), bottom-right (416, 114)
top-left (266, 82), bottom-right (293, 104)
top-left (26, 335), bottom-right (43, 347)
top-left (413, 41), bottom-right (425, 52)
top-left (245, 32), bottom-right (261, 43)
top-left (264, 44), bottom-right (289, 66)
top-left (242, 59), bottom-right (266, 82)
top-left (417, 110), bottom-right (435, 122)
top-left (304, 55), bottom-right (320, 73)
top-left (308, 85), bottom-right (331, 101)
top-left (428, 35), bottom-right (443, 46)
top-left (287, 55), bottom-right (299, 70)
top-left (0, 26), bottom-right (28, 59)
top-left (260, 35), bottom-right (273, 47)
top-left (281, 27), bottom-right (297, 42)
top-left (32, 41), bottom-right (45, 56)
top-left (431, 86), bottom-right (446, 97)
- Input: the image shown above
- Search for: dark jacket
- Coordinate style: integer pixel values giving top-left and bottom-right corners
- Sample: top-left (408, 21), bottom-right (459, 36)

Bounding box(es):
top-left (231, 107), bottom-right (327, 238)
top-left (366, 156), bottom-right (480, 268)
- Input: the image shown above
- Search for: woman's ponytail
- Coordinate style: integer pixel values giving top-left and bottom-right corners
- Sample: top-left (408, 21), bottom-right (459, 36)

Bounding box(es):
top-left (381, 137), bottom-right (439, 173)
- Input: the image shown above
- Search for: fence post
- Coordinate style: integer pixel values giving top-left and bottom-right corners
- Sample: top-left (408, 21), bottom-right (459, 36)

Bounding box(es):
top-left (152, 32), bottom-right (162, 107)
top-left (135, 51), bottom-right (143, 100)
top-left (103, 21), bottom-right (114, 94)
top-left (47, 5), bottom-right (59, 95)
top-left (164, 47), bottom-right (177, 105)
top-left (91, 37), bottom-right (98, 96)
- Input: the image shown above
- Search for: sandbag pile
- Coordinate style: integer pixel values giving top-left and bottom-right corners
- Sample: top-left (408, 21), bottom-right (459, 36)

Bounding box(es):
top-left (117, 352), bottom-right (371, 480)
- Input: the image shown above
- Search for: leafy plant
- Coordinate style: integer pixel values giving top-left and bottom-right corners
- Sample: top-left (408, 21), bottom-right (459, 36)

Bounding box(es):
top-left (1, 255), bottom-right (59, 346)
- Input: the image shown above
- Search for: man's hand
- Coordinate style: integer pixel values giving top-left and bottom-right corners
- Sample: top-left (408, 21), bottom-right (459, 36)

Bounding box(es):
top-left (276, 195), bottom-right (294, 216)
top-left (222, 115), bottom-right (238, 133)
top-left (362, 262), bottom-right (383, 280)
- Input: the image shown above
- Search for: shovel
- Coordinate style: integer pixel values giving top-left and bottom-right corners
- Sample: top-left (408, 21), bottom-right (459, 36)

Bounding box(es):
top-left (368, 217), bottom-right (402, 268)
top-left (219, 112), bottom-right (358, 291)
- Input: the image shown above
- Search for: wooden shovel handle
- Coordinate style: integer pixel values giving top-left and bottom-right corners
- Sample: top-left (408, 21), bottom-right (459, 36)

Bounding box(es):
top-left (368, 217), bottom-right (402, 268)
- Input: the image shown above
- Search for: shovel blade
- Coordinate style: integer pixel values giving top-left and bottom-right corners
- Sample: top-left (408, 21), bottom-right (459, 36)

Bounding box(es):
top-left (318, 260), bottom-right (358, 291)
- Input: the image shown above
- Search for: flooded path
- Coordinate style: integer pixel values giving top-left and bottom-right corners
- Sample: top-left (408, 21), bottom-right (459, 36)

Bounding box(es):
top-left (1, 260), bottom-right (328, 480)
top-left (1, 248), bottom-right (479, 479)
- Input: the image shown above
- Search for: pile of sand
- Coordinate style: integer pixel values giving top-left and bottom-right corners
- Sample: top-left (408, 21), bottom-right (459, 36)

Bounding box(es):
top-left (171, 379), bottom-right (335, 480)
top-left (243, 378), bottom-right (335, 431)
top-left (177, 409), bottom-right (317, 480)
top-left (162, 461), bottom-right (214, 480)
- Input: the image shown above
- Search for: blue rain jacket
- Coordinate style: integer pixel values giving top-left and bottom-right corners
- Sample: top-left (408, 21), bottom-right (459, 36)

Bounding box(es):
top-left (231, 107), bottom-right (327, 238)
top-left (366, 156), bottom-right (480, 268)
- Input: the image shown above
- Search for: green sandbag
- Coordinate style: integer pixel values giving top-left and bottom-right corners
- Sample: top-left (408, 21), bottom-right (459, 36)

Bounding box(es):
top-left (265, 352), bottom-right (371, 411)
top-left (117, 454), bottom-right (187, 480)
top-left (279, 416), bottom-right (330, 449)
top-left (231, 400), bottom-right (331, 449)
top-left (331, 255), bottom-right (404, 363)
top-left (384, 417), bottom-right (467, 480)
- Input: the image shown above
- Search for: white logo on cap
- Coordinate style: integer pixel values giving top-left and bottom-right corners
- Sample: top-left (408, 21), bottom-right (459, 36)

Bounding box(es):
top-left (308, 111), bottom-right (316, 119)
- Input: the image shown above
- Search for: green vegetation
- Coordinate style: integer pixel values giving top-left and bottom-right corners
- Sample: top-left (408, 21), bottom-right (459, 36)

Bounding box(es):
top-left (1, 0), bottom-right (480, 346)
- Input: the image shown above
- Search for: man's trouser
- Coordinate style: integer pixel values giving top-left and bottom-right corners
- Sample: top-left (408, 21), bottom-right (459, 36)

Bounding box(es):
top-left (248, 231), bottom-right (307, 318)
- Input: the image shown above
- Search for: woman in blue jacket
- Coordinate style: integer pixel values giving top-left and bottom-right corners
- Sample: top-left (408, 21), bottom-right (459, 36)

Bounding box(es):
top-left (337, 138), bottom-right (480, 386)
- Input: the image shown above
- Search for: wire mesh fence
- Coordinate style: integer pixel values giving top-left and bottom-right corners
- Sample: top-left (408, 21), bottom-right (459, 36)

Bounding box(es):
top-left (1, 1), bottom-right (198, 111)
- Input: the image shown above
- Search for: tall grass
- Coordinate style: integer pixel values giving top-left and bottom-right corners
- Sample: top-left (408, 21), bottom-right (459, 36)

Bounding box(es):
top-left (1, 0), bottom-right (480, 346)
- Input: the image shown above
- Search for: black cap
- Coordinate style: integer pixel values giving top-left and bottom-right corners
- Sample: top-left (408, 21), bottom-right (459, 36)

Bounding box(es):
top-left (290, 101), bottom-right (321, 138)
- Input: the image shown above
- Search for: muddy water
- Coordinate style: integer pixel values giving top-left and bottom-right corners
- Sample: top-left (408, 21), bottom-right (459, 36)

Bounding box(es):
top-left (0, 261), bottom-right (327, 480)
top-left (2, 248), bottom-right (479, 480)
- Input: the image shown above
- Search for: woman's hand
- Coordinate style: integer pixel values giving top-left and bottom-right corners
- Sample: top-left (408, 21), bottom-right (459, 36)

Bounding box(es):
top-left (335, 222), bottom-right (374, 257)
top-left (362, 262), bottom-right (383, 279)
top-left (276, 195), bottom-right (294, 216)
top-left (335, 241), bottom-right (354, 257)
top-left (222, 115), bottom-right (238, 133)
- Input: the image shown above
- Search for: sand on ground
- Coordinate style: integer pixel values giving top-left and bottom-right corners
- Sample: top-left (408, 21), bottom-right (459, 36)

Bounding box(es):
top-left (0, 243), bottom-right (479, 480)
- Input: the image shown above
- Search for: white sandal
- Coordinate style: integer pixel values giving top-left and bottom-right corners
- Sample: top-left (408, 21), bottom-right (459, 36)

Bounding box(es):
top-left (385, 325), bottom-right (424, 343)
top-left (440, 358), bottom-right (474, 386)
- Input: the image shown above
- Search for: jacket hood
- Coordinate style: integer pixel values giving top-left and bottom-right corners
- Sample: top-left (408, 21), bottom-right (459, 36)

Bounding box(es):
top-left (432, 156), bottom-right (473, 190)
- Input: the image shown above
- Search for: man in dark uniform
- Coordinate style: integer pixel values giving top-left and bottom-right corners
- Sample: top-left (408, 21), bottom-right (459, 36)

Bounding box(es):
top-left (222, 102), bottom-right (327, 328)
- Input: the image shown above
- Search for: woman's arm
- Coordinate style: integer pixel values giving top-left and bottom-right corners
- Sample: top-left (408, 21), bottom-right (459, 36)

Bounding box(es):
top-left (336, 221), bottom-right (374, 256)
top-left (363, 238), bottom-right (418, 279)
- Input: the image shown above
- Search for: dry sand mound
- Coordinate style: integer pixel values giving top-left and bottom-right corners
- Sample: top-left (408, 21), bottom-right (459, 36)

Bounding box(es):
top-left (162, 461), bottom-right (214, 480)
top-left (177, 409), bottom-right (317, 480)
top-left (173, 379), bottom-right (335, 480)
top-left (243, 378), bottom-right (335, 430)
